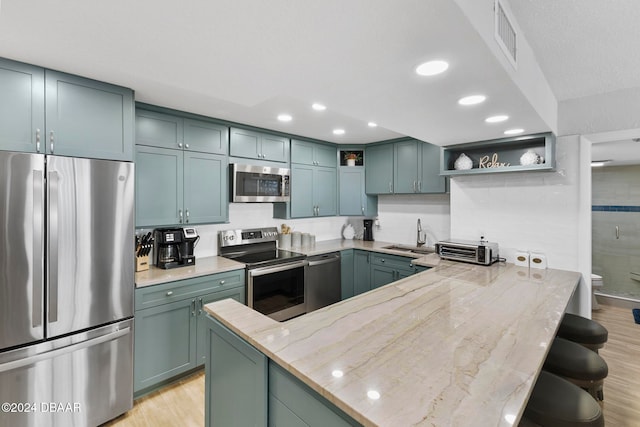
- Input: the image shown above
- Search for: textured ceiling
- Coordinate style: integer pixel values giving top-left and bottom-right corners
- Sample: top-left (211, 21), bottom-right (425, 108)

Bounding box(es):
top-left (508, 0), bottom-right (640, 101)
top-left (0, 0), bottom-right (550, 145)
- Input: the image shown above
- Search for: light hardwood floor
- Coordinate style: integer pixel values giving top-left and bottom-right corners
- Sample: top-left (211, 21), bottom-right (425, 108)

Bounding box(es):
top-left (593, 304), bottom-right (640, 426)
top-left (103, 304), bottom-right (640, 426)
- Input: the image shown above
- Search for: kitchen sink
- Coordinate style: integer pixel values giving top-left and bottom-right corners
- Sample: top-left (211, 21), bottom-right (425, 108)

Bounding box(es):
top-left (382, 245), bottom-right (435, 255)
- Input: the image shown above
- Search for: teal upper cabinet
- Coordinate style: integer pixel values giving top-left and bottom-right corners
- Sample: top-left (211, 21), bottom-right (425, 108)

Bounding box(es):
top-left (291, 139), bottom-right (337, 167)
top-left (339, 167), bottom-right (377, 216)
top-left (230, 127), bottom-right (288, 163)
top-left (135, 146), bottom-right (183, 226)
top-left (45, 70), bottom-right (134, 160)
top-left (394, 140), bottom-right (420, 193)
top-left (290, 164), bottom-right (337, 218)
top-left (365, 144), bottom-right (394, 194)
top-left (393, 140), bottom-right (446, 194)
top-left (0, 58), bottom-right (134, 160)
top-left (135, 146), bottom-right (227, 227)
top-left (183, 151), bottom-right (227, 224)
top-left (135, 107), bottom-right (229, 227)
top-left (418, 140), bottom-right (446, 193)
top-left (136, 109), bottom-right (228, 155)
top-left (0, 59), bottom-right (44, 153)
top-left (366, 140), bottom-right (445, 195)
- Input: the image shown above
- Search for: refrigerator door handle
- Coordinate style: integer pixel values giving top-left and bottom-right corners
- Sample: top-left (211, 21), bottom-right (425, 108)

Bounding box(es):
top-left (48, 170), bottom-right (59, 323)
top-left (0, 327), bottom-right (131, 374)
top-left (32, 169), bottom-right (44, 328)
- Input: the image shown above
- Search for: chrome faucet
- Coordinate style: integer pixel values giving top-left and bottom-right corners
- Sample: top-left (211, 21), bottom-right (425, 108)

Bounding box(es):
top-left (417, 219), bottom-right (426, 246)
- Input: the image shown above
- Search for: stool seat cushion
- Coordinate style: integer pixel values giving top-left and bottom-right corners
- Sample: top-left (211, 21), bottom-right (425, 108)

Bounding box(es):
top-left (523, 371), bottom-right (604, 427)
top-left (557, 313), bottom-right (608, 345)
top-left (544, 337), bottom-right (608, 380)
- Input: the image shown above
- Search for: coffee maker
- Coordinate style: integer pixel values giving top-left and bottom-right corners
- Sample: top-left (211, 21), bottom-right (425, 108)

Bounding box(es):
top-left (180, 227), bottom-right (199, 266)
top-left (155, 227), bottom-right (199, 269)
top-left (363, 219), bottom-right (374, 241)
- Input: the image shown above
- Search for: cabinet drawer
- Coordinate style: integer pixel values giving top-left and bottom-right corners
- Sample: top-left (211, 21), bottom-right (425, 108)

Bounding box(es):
top-left (135, 269), bottom-right (245, 310)
top-left (370, 253), bottom-right (416, 272)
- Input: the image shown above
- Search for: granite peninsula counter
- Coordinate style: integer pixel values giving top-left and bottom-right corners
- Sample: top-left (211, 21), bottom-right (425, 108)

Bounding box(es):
top-left (204, 260), bottom-right (580, 426)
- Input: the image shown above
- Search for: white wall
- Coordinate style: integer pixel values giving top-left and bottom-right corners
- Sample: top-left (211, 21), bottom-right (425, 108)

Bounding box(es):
top-left (150, 203), bottom-right (348, 258)
top-left (449, 135), bottom-right (591, 316)
top-left (373, 194), bottom-right (450, 247)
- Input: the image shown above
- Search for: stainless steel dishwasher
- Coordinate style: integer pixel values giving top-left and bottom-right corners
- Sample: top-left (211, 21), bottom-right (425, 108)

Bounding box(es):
top-left (306, 252), bottom-right (341, 312)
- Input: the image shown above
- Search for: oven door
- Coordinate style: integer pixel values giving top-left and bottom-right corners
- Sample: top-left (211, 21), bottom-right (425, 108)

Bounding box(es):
top-left (247, 260), bottom-right (308, 321)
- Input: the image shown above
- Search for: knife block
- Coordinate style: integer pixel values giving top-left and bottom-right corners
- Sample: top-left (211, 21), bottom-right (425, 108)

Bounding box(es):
top-left (136, 255), bottom-right (150, 272)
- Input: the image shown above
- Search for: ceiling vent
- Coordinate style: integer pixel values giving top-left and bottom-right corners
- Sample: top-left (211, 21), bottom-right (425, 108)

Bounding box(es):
top-left (494, 0), bottom-right (517, 69)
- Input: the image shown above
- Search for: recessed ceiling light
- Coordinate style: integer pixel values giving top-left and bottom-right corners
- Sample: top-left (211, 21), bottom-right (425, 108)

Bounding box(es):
top-left (277, 114), bottom-right (292, 122)
top-left (458, 95), bottom-right (486, 106)
top-left (312, 103), bottom-right (326, 111)
top-left (415, 60), bottom-right (449, 76)
top-left (333, 129), bottom-right (345, 135)
top-left (485, 115), bottom-right (509, 123)
top-left (368, 122), bottom-right (378, 127)
top-left (503, 128), bottom-right (524, 135)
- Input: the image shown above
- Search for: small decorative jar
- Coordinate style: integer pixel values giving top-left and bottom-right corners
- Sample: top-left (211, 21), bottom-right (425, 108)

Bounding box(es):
top-left (454, 153), bottom-right (473, 170)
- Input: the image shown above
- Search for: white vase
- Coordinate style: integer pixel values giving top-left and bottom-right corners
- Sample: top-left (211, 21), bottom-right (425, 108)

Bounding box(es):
top-left (454, 153), bottom-right (473, 170)
top-left (347, 158), bottom-right (356, 166)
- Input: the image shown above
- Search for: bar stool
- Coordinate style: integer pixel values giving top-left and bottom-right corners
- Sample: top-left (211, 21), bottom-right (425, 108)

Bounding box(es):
top-left (557, 313), bottom-right (608, 352)
top-left (520, 371), bottom-right (604, 426)
top-left (543, 337), bottom-right (608, 401)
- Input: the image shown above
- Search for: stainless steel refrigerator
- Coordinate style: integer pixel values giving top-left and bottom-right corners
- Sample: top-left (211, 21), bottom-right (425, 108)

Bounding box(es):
top-left (0, 152), bottom-right (134, 427)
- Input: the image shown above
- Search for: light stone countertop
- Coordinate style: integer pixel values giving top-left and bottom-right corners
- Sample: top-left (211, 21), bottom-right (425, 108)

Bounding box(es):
top-left (135, 256), bottom-right (245, 288)
top-left (135, 239), bottom-right (439, 288)
top-left (204, 260), bottom-right (580, 427)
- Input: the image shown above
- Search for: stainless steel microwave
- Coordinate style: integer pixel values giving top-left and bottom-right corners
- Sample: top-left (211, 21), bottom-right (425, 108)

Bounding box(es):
top-left (231, 163), bottom-right (290, 202)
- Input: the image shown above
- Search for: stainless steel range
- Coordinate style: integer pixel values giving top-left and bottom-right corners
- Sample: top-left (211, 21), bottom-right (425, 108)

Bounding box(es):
top-left (219, 227), bottom-right (307, 321)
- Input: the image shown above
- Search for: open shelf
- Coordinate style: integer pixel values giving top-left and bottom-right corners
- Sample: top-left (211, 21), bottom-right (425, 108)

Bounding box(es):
top-left (440, 132), bottom-right (555, 176)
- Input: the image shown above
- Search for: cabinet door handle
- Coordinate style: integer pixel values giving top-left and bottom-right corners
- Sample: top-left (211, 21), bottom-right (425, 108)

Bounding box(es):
top-left (185, 143), bottom-right (190, 149)
top-left (380, 258), bottom-right (385, 263)
top-left (191, 299), bottom-right (196, 316)
top-left (361, 206), bottom-right (365, 215)
top-left (388, 181), bottom-right (393, 193)
top-left (616, 226), bottom-right (620, 239)
top-left (220, 280), bottom-right (225, 285)
top-left (179, 209), bottom-right (183, 223)
top-left (198, 297), bottom-right (203, 315)
top-left (418, 181), bottom-right (422, 192)
top-left (178, 142), bottom-right (183, 148)
top-left (185, 209), bottom-right (190, 223)
top-left (413, 181), bottom-right (417, 192)
top-left (36, 128), bottom-right (41, 152)
top-left (166, 291), bottom-right (173, 296)
top-left (49, 131), bottom-right (54, 153)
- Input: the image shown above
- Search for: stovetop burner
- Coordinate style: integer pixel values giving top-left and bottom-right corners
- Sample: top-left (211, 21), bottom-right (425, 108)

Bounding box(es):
top-left (219, 227), bottom-right (306, 268)
top-left (225, 249), bottom-right (306, 267)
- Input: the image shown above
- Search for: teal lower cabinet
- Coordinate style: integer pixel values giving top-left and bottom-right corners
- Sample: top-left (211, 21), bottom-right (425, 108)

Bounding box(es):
top-left (353, 250), bottom-right (372, 296)
top-left (269, 363), bottom-right (360, 427)
top-left (134, 270), bottom-right (245, 396)
top-left (340, 249), bottom-right (354, 300)
top-left (370, 252), bottom-right (423, 289)
top-left (206, 315), bottom-right (267, 427)
top-left (205, 316), bottom-right (361, 427)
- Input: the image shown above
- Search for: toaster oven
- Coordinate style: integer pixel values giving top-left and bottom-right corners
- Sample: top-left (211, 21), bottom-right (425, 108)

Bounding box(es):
top-left (434, 239), bottom-right (499, 265)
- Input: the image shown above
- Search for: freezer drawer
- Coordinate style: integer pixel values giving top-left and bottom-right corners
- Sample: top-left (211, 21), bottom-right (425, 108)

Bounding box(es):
top-left (0, 319), bottom-right (133, 427)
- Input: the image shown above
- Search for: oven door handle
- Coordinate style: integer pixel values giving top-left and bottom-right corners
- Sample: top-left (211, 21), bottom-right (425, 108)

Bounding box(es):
top-left (248, 259), bottom-right (309, 277)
